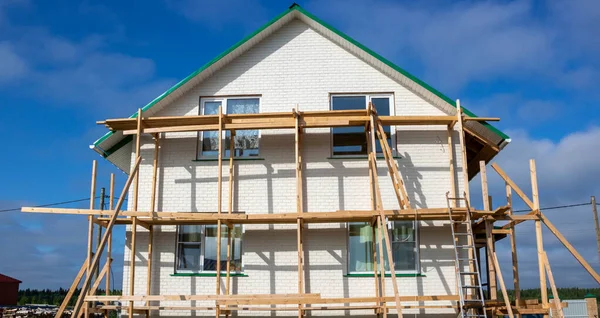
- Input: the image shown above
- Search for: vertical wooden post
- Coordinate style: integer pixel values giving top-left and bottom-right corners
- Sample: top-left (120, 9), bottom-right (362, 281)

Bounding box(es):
top-left (585, 295), bottom-right (598, 318)
top-left (216, 106), bottom-right (223, 318)
top-left (480, 162), bottom-right (496, 299)
top-left (294, 109), bottom-right (305, 318)
top-left (507, 184), bottom-right (520, 314)
top-left (531, 159), bottom-right (548, 313)
top-left (129, 108), bottom-right (142, 318)
top-left (592, 196), bottom-right (600, 262)
top-left (366, 114), bottom-right (381, 315)
top-left (86, 160), bottom-right (97, 318)
top-left (490, 251), bottom-right (514, 318)
top-left (368, 105), bottom-right (403, 318)
top-left (128, 216), bottom-right (137, 318)
top-left (456, 100), bottom-right (469, 202)
top-left (226, 130), bottom-right (235, 303)
top-left (104, 173), bottom-right (114, 318)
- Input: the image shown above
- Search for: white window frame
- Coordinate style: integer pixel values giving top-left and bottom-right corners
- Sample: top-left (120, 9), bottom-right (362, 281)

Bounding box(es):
top-left (329, 93), bottom-right (396, 157)
top-left (198, 96), bottom-right (262, 159)
top-left (346, 220), bottom-right (420, 275)
top-left (175, 224), bottom-right (244, 274)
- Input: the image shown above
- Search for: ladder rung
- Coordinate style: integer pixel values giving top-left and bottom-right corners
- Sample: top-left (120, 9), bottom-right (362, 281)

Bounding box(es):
top-left (460, 272), bottom-right (478, 275)
top-left (464, 315), bottom-right (486, 317)
top-left (457, 245), bottom-right (474, 249)
top-left (447, 197), bottom-right (466, 200)
top-left (464, 299), bottom-right (484, 303)
top-left (454, 233), bottom-right (471, 235)
top-left (462, 285), bottom-right (481, 288)
top-left (458, 258), bottom-right (474, 261)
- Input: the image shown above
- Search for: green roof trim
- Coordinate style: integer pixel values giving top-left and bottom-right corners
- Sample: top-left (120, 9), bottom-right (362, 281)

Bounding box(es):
top-left (92, 3), bottom-right (508, 154)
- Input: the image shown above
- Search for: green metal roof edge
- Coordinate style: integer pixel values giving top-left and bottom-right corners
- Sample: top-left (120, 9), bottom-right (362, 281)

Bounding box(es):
top-left (292, 5), bottom-right (509, 141)
top-left (92, 3), bottom-right (508, 153)
top-left (91, 5), bottom-right (297, 150)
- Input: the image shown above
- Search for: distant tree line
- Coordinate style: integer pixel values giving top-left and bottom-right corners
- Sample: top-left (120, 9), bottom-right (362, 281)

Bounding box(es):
top-left (17, 289), bottom-right (122, 306)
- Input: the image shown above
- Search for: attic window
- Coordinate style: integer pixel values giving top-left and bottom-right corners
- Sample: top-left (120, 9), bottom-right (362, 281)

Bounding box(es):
top-left (198, 97), bottom-right (260, 158)
top-left (330, 94), bottom-right (395, 157)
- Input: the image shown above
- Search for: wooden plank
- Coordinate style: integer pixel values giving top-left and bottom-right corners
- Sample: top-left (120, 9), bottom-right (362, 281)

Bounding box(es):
top-left (87, 293), bottom-right (323, 302)
top-left (455, 100), bottom-right (470, 202)
top-left (375, 119), bottom-right (409, 209)
top-left (294, 109), bottom-right (305, 318)
top-left (217, 295), bottom-right (458, 306)
top-left (490, 250), bottom-right (514, 318)
top-left (485, 220), bottom-right (498, 299)
top-left (90, 260), bottom-right (111, 296)
top-left (538, 212), bottom-right (600, 283)
top-left (85, 160), bottom-right (97, 318)
top-left (530, 159), bottom-right (548, 312)
top-left (480, 161), bottom-right (490, 211)
top-left (216, 106), bottom-right (223, 301)
top-left (70, 157), bottom-right (142, 318)
top-left (226, 130), bottom-right (235, 300)
top-left (542, 252), bottom-right (564, 318)
top-left (146, 225), bottom-right (153, 307)
top-left (365, 120), bottom-right (381, 316)
top-left (133, 109), bottom-right (142, 212)
top-left (129, 216), bottom-right (137, 318)
top-left (506, 184), bottom-right (521, 313)
top-left (54, 257), bottom-right (88, 318)
top-left (368, 107), bottom-right (401, 318)
top-left (490, 163), bottom-right (535, 210)
top-left (104, 172), bottom-right (114, 318)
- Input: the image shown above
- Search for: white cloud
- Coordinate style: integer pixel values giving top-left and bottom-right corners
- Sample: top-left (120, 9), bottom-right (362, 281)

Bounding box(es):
top-left (0, 41), bottom-right (28, 83)
top-left (307, 0), bottom-right (600, 93)
top-left (468, 127), bottom-right (600, 288)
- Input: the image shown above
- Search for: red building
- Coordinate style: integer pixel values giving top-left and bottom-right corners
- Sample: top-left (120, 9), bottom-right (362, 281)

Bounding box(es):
top-left (0, 273), bottom-right (21, 306)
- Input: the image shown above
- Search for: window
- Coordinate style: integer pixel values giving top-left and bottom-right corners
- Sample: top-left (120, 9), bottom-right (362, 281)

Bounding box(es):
top-left (347, 221), bottom-right (418, 273)
top-left (330, 94), bottom-right (394, 157)
top-left (198, 97), bottom-right (260, 158)
top-left (176, 225), bottom-right (243, 273)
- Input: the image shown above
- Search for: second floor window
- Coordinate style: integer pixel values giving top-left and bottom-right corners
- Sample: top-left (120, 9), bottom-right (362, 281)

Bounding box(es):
top-left (330, 94), bottom-right (395, 157)
top-left (176, 224), bottom-right (243, 273)
top-left (199, 97), bottom-right (260, 158)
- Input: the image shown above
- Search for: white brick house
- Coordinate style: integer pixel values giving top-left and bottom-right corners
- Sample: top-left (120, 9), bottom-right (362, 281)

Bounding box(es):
top-left (91, 4), bottom-right (509, 317)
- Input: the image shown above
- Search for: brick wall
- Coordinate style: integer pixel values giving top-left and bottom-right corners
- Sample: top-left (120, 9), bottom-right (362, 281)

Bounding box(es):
top-left (121, 18), bottom-right (466, 317)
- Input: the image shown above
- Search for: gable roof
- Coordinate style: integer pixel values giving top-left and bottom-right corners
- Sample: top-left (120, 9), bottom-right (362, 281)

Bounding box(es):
top-left (0, 273), bottom-right (22, 284)
top-left (92, 3), bottom-right (509, 171)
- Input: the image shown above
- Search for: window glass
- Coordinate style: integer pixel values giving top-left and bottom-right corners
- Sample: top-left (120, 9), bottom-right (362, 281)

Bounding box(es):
top-left (201, 101), bottom-right (222, 157)
top-left (226, 98), bottom-right (260, 157)
top-left (176, 224), bottom-right (243, 273)
top-left (332, 96), bottom-right (367, 156)
top-left (348, 221), bottom-right (418, 273)
top-left (371, 97), bottom-right (391, 154)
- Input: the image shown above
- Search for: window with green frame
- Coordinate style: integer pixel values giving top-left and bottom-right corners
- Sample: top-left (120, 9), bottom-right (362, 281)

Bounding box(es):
top-left (347, 221), bottom-right (419, 273)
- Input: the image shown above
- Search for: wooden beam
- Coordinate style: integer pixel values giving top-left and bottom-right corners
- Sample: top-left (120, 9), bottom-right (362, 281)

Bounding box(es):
top-left (216, 106), bottom-right (223, 305)
top-left (485, 220), bottom-right (497, 299)
top-left (480, 161), bottom-right (490, 211)
top-left (490, 163), bottom-right (535, 210)
top-left (133, 109), bottom-right (142, 212)
top-left (538, 212), bottom-right (600, 283)
top-left (70, 157), bottom-right (142, 318)
top-left (542, 252), bottom-right (564, 318)
top-left (375, 119), bottom-right (409, 209)
top-left (530, 159), bottom-right (547, 312)
top-left (456, 100), bottom-right (470, 202)
top-left (54, 257), bottom-right (88, 318)
top-left (507, 184), bottom-right (521, 313)
top-left (365, 119), bottom-right (381, 316)
top-left (368, 106), bottom-right (402, 318)
top-left (294, 109), bottom-right (305, 318)
top-left (85, 160), bottom-right (97, 318)
top-left (226, 130), bottom-right (235, 303)
top-left (491, 251), bottom-right (514, 318)
top-left (90, 259), bottom-right (111, 296)
top-left (128, 216), bottom-right (137, 318)
top-left (105, 173), bottom-right (114, 318)
top-left (146, 225), bottom-right (153, 308)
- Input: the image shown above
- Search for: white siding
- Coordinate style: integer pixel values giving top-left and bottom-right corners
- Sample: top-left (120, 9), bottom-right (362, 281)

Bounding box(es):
top-left (122, 18), bottom-right (466, 317)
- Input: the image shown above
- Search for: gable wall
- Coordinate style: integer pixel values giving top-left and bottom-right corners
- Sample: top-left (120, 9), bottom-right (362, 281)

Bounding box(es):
top-left (122, 19), bottom-right (466, 317)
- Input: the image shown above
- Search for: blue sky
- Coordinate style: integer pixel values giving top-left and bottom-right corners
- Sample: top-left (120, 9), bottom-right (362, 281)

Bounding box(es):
top-left (1, 0), bottom-right (599, 290)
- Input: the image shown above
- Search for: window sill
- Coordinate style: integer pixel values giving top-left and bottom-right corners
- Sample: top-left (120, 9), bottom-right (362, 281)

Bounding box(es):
top-left (193, 157), bottom-right (265, 162)
top-left (344, 273), bottom-right (425, 277)
top-left (171, 272), bottom-right (248, 277)
top-left (327, 155), bottom-right (402, 160)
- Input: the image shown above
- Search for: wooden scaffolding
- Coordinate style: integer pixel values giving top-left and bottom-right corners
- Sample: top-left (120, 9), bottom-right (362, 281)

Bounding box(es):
top-left (22, 103), bottom-right (600, 318)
